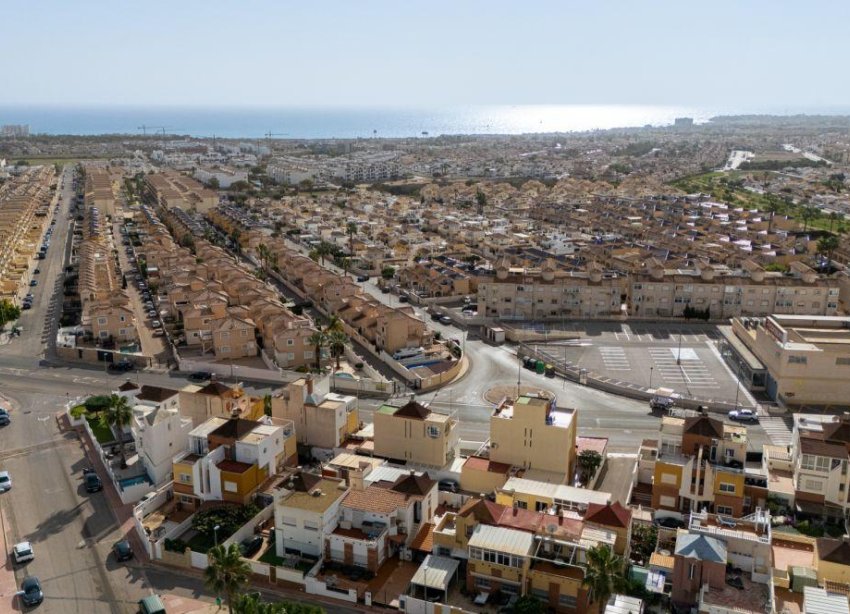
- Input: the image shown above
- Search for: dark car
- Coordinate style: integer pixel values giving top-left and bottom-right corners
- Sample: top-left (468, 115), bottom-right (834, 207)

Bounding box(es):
top-left (29, 280), bottom-right (37, 287)
top-left (188, 371), bottom-right (212, 383)
top-left (239, 535), bottom-right (264, 558)
top-left (398, 295), bottom-right (409, 303)
top-left (439, 315), bottom-right (453, 325)
top-left (430, 312), bottom-right (441, 321)
top-left (85, 472), bottom-right (103, 493)
top-left (33, 268), bottom-right (40, 275)
top-left (112, 539), bottom-right (133, 562)
top-left (0, 408), bottom-right (10, 426)
top-left (107, 360), bottom-right (134, 373)
top-left (20, 576), bottom-right (43, 607)
top-left (356, 275), bottom-right (370, 282)
top-left (438, 479), bottom-right (459, 493)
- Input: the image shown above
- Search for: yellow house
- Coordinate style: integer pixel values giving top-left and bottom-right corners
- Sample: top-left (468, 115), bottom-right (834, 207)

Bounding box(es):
top-left (489, 393), bottom-right (577, 481)
top-left (373, 398), bottom-right (459, 467)
top-left (466, 524), bottom-right (532, 596)
top-left (217, 459), bottom-right (264, 504)
top-left (459, 456), bottom-right (512, 495)
top-left (527, 562), bottom-right (589, 614)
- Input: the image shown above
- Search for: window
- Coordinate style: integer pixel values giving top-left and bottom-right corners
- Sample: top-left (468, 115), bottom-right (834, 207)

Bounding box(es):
top-left (531, 588), bottom-right (548, 601)
top-left (804, 479), bottom-right (823, 492)
top-left (659, 495), bottom-right (676, 508)
top-left (224, 480), bottom-right (238, 493)
top-left (716, 505), bottom-right (733, 515)
top-left (535, 501), bottom-right (547, 512)
top-left (801, 454), bottom-right (830, 472)
top-left (661, 472), bottom-right (678, 485)
top-left (837, 357), bottom-right (850, 366)
top-left (282, 516), bottom-right (297, 527)
top-left (286, 339), bottom-right (294, 346)
top-left (178, 473), bottom-right (191, 484)
top-left (221, 346), bottom-right (231, 353)
top-left (559, 594), bottom-right (577, 608)
top-left (98, 317), bottom-right (107, 325)
top-left (688, 563), bottom-right (696, 580)
top-left (475, 578), bottom-right (491, 590)
top-left (719, 482), bottom-right (736, 493)
top-left (303, 520), bottom-right (319, 531)
top-left (515, 500), bottom-right (527, 509)
top-left (179, 495), bottom-right (194, 504)
top-left (426, 425), bottom-right (440, 438)
top-left (788, 355), bottom-right (807, 365)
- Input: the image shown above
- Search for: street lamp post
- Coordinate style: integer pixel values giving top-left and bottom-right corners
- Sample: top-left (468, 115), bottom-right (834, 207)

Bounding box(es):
top-left (677, 332), bottom-right (683, 365)
top-left (213, 524), bottom-right (221, 548)
top-left (649, 366), bottom-right (654, 390)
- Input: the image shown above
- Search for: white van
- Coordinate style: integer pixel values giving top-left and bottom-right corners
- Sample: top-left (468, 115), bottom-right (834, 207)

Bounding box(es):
top-left (393, 347), bottom-right (424, 361)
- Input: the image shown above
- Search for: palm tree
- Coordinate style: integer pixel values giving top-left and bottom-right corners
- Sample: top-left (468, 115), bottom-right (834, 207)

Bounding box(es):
top-left (327, 330), bottom-right (349, 369)
top-left (829, 211), bottom-right (840, 232)
top-left (204, 544), bottom-right (250, 614)
top-left (801, 205), bottom-right (821, 233)
top-left (256, 243), bottom-right (270, 270)
top-left (307, 329), bottom-right (327, 371)
top-left (325, 315), bottom-right (344, 333)
top-left (582, 544), bottom-right (626, 612)
top-left (346, 221), bottom-right (357, 256)
top-left (817, 235), bottom-right (840, 272)
top-left (232, 593), bottom-right (286, 614)
top-left (99, 394), bottom-right (133, 466)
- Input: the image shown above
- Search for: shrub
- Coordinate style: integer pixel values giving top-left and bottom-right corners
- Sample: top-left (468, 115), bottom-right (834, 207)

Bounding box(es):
top-left (164, 538), bottom-right (188, 552)
top-left (84, 395), bottom-right (111, 412)
top-left (70, 405), bottom-right (87, 419)
top-left (354, 362), bottom-right (364, 370)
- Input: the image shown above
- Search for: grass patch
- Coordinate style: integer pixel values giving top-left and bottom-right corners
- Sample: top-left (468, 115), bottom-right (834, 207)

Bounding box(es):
top-left (186, 532), bottom-right (217, 554)
top-left (85, 414), bottom-right (115, 444)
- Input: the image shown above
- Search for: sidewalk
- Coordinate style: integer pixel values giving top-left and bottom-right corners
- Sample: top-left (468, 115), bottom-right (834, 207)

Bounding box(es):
top-left (0, 502), bottom-right (19, 607)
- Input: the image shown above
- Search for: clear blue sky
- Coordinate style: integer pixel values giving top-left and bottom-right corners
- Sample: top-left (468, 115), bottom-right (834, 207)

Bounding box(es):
top-left (2, 0), bottom-right (848, 109)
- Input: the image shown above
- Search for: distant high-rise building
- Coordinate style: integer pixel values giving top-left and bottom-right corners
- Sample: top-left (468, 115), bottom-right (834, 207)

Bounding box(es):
top-left (1, 124), bottom-right (29, 137)
top-left (674, 117), bottom-right (694, 128)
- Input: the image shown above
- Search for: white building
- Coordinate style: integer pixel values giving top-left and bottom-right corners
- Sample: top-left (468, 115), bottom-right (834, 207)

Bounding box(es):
top-left (193, 167), bottom-right (248, 189)
top-left (274, 473), bottom-right (349, 558)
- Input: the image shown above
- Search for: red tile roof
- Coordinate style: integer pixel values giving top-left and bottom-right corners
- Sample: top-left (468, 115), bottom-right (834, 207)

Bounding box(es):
top-left (463, 456), bottom-right (512, 475)
top-left (576, 436), bottom-right (608, 456)
top-left (585, 501), bottom-right (632, 529)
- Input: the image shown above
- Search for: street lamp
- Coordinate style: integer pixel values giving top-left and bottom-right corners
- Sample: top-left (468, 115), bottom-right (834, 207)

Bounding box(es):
top-left (677, 332), bottom-right (683, 365)
top-left (649, 366), bottom-right (654, 390)
top-left (213, 524), bottom-right (221, 548)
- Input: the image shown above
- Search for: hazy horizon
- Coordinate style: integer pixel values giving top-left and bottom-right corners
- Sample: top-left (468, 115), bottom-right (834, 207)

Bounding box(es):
top-left (3, 1), bottom-right (849, 109)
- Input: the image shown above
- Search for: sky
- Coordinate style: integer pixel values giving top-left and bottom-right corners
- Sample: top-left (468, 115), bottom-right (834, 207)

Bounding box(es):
top-left (2, 1), bottom-right (849, 110)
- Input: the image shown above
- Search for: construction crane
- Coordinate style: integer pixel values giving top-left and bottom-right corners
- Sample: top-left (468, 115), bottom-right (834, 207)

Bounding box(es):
top-left (137, 125), bottom-right (166, 136)
top-left (265, 131), bottom-right (288, 140)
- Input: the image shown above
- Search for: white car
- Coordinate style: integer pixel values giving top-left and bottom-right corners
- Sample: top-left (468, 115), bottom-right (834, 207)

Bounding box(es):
top-left (13, 541), bottom-right (34, 564)
top-left (728, 408), bottom-right (758, 423)
top-left (0, 471), bottom-right (10, 491)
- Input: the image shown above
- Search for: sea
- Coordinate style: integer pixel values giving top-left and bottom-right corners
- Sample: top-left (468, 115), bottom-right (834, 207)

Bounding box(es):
top-left (0, 104), bottom-right (730, 140)
top-left (0, 104), bottom-right (846, 140)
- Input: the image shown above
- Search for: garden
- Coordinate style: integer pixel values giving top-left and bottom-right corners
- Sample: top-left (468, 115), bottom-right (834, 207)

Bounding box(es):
top-left (185, 504), bottom-right (261, 554)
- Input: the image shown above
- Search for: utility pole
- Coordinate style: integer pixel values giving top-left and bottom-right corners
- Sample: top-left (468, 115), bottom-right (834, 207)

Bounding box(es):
top-left (677, 332), bottom-right (683, 365)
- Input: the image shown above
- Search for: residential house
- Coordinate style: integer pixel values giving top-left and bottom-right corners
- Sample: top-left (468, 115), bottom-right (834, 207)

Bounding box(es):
top-left (271, 377), bottom-right (359, 451)
top-left (274, 472), bottom-right (349, 559)
top-left (373, 398), bottom-right (459, 467)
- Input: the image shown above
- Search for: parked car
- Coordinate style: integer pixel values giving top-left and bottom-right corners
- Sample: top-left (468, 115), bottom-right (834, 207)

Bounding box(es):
top-left (430, 312), bottom-right (441, 321)
top-left (188, 371), bottom-right (212, 383)
top-left (239, 535), bottom-right (264, 558)
top-left (147, 310), bottom-right (157, 319)
top-left (151, 320), bottom-right (162, 329)
top-left (728, 408), bottom-right (758, 423)
top-left (356, 275), bottom-right (370, 282)
top-left (438, 315), bottom-right (453, 325)
top-left (112, 539), bottom-right (133, 562)
top-left (21, 302), bottom-right (31, 310)
top-left (84, 472), bottom-right (103, 493)
top-left (33, 268), bottom-right (40, 275)
top-left (19, 576), bottom-right (43, 607)
top-left (0, 410), bottom-right (10, 427)
top-left (0, 470), bottom-right (11, 490)
top-left (398, 295), bottom-right (409, 303)
top-left (438, 479), bottom-right (459, 493)
top-left (29, 280), bottom-right (37, 287)
top-left (13, 541), bottom-right (34, 564)
top-left (654, 517), bottom-right (684, 529)
top-left (107, 360), bottom-right (133, 373)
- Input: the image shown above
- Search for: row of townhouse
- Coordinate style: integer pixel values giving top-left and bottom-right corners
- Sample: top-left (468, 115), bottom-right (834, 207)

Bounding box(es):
top-left (144, 170), bottom-right (219, 214)
top-left (77, 204), bottom-right (139, 345)
top-left (397, 258), bottom-right (478, 298)
top-left (478, 256), bottom-right (841, 322)
top-left (82, 166), bottom-right (117, 216)
top-left (134, 205), bottom-right (320, 368)
top-left (0, 166), bottom-right (55, 303)
top-left (256, 233), bottom-right (431, 356)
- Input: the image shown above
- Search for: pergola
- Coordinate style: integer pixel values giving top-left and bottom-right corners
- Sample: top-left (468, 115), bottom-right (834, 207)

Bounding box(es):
top-left (408, 554), bottom-right (461, 602)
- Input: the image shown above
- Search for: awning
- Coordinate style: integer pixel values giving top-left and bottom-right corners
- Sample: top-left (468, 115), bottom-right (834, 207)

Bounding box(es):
top-left (410, 555), bottom-right (460, 592)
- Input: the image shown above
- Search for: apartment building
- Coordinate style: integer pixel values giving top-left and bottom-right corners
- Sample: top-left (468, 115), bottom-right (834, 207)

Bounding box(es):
top-left (488, 392), bottom-right (577, 482)
top-left (144, 170), bottom-right (218, 213)
top-left (725, 314), bottom-right (850, 406)
top-left (477, 261), bottom-right (623, 321)
top-left (398, 259), bottom-right (476, 298)
top-left (171, 416), bottom-right (295, 509)
top-left (177, 380), bottom-right (263, 426)
top-left (372, 398), bottom-right (459, 467)
top-left (631, 259), bottom-right (840, 319)
top-left (193, 166), bottom-right (247, 189)
top-left (273, 472), bottom-right (349, 559)
top-left (642, 413), bottom-right (755, 517)
top-left (270, 377), bottom-right (359, 450)
top-left (124, 384), bottom-right (193, 485)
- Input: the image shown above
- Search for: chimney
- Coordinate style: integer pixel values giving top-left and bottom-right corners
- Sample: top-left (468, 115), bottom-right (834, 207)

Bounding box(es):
top-left (306, 374), bottom-right (314, 395)
top-left (350, 466), bottom-right (366, 491)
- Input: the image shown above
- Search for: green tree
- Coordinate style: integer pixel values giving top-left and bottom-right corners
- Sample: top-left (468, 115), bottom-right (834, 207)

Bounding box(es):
top-left (0, 299), bottom-right (21, 328)
top-left (583, 544), bottom-right (626, 611)
top-left (325, 315), bottom-right (344, 333)
top-left (510, 595), bottom-right (546, 614)
top-left (817, 235), bottom-right (840, 271)
top-left (346, 221), bottom-right (357, 256)
top-left (207, 176), bottom-right (220, 190)
top-left (307, 330), bottom-right (327, 371)
top-left (263, 394), bottom-right (272, 417)
top-left (629, 523), bottom-right (658, 564)
top-left (204, 544), bottom-right (251, 614)
top-left (475, 189), bottom-right (487, 212)
top-left (99, 394), bottom-right (133, 465)
top-left (381, 265), bottom-right (396, 280)
top-left (577, 449), bottom-right (603, 484)
top-left (327, 330), bottom-right (349, 369)
top-left (801, 205), bottom-right (821, 232)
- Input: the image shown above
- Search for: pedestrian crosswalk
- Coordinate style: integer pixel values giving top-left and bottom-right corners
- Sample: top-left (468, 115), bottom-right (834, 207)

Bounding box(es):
top-left (758, 414), bottom-right (793, 446)
top-left (648, 347), bottom-right (717, 388)
top-left (599, 346), bottom-right (630, 371)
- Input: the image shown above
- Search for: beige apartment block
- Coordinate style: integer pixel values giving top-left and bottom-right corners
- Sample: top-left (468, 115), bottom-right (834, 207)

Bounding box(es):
top-left (631, 259), bottom-right (840, 319)
top-left (729, 315), bottom-right (850, 406)
top-left (271, 377), bottom-right (359, 450)
top-left (87, 299), bottom-right (137, 344)
top-left (488, 392), bottom-right (577, 482)
top-left (83, 167), bottom-right (117, 216)
top-left (372, 398), bottom-right (459, 467)
top-left (145, 171), bottom-right (218, 213)
top-left (210, 310), bottom-right (257, 359)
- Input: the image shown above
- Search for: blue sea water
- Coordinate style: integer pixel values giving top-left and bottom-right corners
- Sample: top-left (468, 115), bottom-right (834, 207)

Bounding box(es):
top-left (0, 104), bottom-right (730, 139)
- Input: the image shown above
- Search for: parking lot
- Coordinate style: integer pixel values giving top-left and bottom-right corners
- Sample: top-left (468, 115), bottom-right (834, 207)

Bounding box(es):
top-left (528, 322), bottom-right (753, 406)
